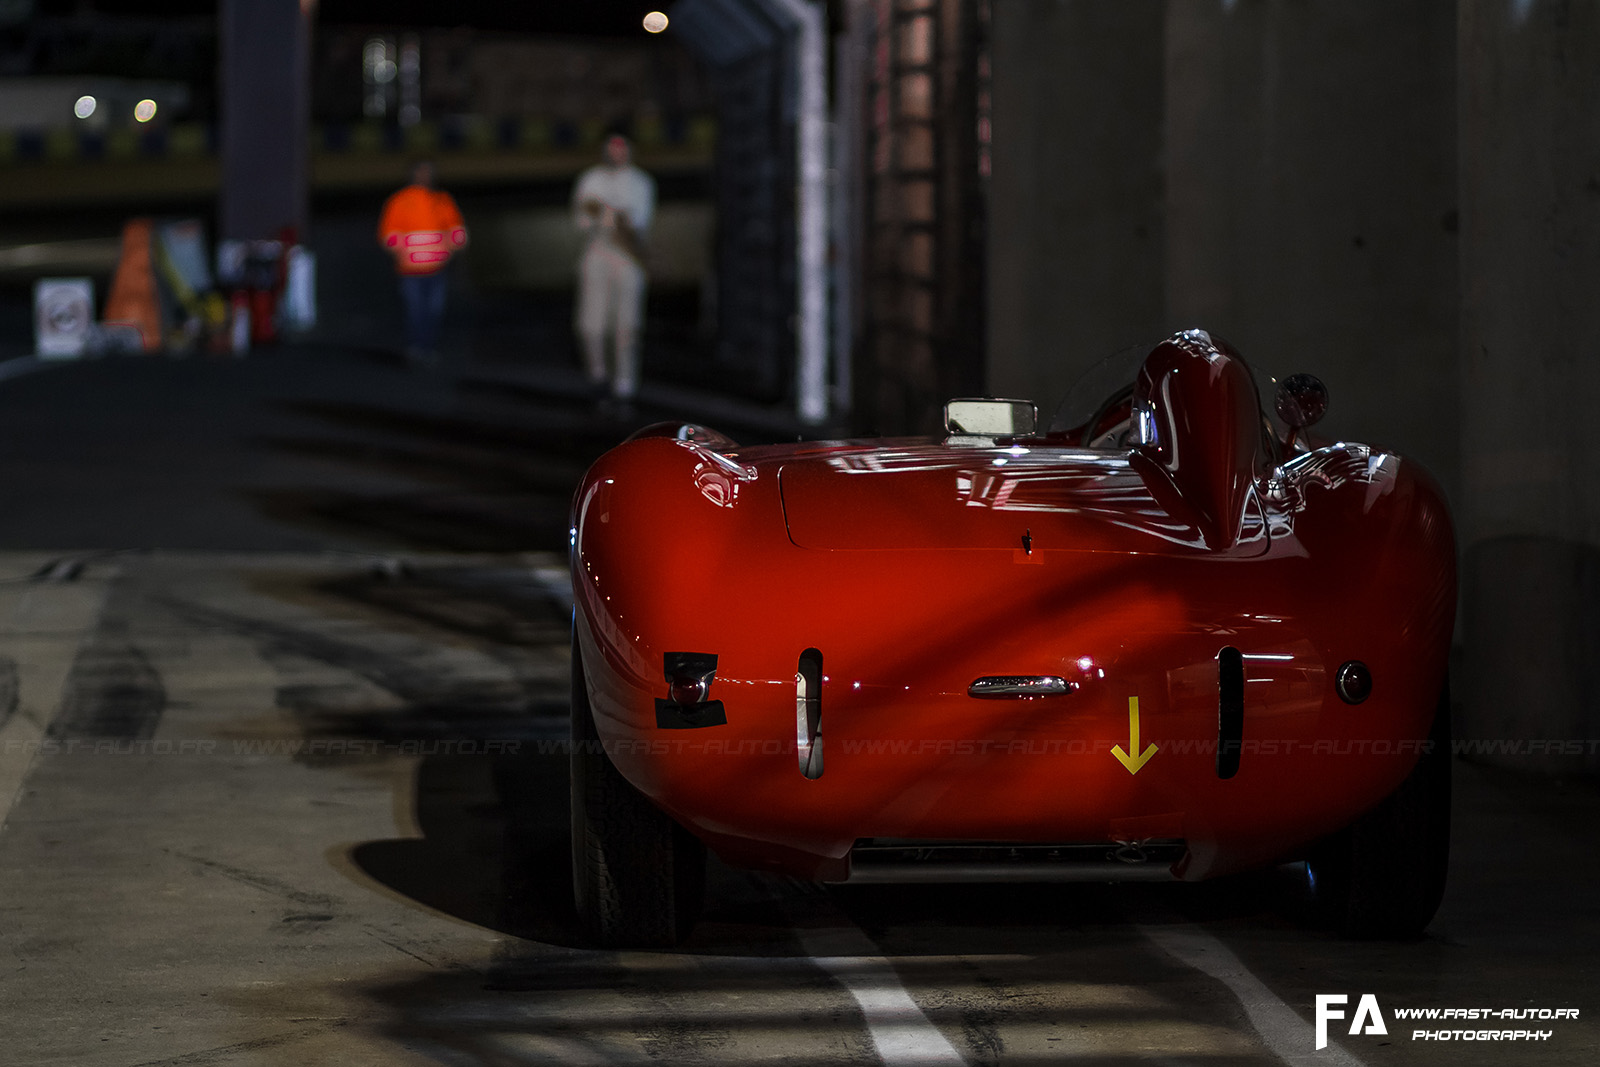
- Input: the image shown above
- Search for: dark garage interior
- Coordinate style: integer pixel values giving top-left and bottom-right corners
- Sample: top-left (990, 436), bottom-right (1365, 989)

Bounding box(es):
top-left (0, 1), bottom-right (1596, 1064)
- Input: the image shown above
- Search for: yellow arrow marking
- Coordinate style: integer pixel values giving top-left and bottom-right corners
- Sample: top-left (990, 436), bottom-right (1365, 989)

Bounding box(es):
top-left (1112, 696), bottom-right (1158, 774)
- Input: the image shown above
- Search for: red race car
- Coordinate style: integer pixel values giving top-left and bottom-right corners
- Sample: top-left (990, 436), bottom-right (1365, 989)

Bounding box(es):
top-left (568, 329), bottom-right (1455, 946)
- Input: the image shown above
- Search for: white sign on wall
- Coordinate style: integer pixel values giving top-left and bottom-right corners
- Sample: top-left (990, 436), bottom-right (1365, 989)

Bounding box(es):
top-left (34, 278), bottom-right (94, 359)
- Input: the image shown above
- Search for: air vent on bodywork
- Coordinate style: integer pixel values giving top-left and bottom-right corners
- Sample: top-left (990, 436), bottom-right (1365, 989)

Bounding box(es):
top-left (1217, 646), bottom-right (1243, 779)
top-left (797, 648), bottom-right (823, 779)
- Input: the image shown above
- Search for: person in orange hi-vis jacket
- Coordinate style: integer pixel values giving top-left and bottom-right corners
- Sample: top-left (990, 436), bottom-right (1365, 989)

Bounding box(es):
top-left (379, 160), bottom-right (467, 363)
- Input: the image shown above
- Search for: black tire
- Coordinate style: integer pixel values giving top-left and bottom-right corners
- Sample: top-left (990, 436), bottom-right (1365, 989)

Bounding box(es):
top-left (1307, 683), bottom-right (1452, 939)
top-left (569, 633), bottom-right (705, 948)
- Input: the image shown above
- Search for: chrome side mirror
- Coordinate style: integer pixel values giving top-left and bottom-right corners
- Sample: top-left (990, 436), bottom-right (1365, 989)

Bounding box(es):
top-left (1274, 374), bottom-right (1328, 448)
top-left (944, 398), bottom-right (1036, 438)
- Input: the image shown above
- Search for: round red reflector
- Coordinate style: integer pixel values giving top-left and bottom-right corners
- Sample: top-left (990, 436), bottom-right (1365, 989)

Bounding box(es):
top-left (1335, 661), bottom-right (1372, 704)
top-left (669, 678), bottom-right (708, 706)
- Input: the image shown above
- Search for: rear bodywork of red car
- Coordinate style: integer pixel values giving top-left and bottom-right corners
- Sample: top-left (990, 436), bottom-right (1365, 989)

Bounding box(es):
top-left (570, 331), bottom-right (1456, 887)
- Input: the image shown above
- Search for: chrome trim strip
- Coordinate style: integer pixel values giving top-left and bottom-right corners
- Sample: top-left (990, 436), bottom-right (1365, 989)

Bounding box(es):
top-left (967, 675), bottom-right (1076, 698)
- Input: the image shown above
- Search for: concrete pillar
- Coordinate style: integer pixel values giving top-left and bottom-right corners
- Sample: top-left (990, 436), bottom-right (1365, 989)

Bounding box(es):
top-left (1163, 0), bottom-right (1458, 506)
top-left (986, 0), bottom-right (1167, 420)
top-left (219, 0), bottom-right (312, 242)
top-left (1459, 0), bottom-right (1600, 773)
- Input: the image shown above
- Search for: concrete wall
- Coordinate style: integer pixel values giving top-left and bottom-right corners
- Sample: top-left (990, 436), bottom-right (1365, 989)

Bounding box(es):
top-left (220, 0), bottom-right (311, 242)
top-left (987, 0), bottom-right (1167, 422)
top-left (989, 0), bottom-right (1456, 488)
top-left (985, 1), bottom-right (1600, 771)
top-left (1458, 0), bottom-right (1600, 772)
top-left (1164, 1), bottom-right (1458, 505)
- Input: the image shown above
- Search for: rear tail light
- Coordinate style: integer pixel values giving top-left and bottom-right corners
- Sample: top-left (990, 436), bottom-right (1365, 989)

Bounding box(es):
top-left (664, 652), bottom-right (717, 705)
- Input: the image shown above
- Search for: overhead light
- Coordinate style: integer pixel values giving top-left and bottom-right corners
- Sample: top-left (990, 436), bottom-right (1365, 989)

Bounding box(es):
top-left (134, 99), bottom-right (158, 123)
top-left (643, 11), bottom-right (668, 33)
top-left (73, 95), bottom-right (97, 120)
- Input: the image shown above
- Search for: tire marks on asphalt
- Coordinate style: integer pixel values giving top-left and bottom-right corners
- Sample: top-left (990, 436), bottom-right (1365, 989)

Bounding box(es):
top-left (163, 848), bottom-right (342, 909)
top-left (158, 589), bottom-right (566, 742)
top-left (0, 562), bottom-right (115, 830)
top-left (0, 655), bottom-right (16, 729)
top-left (44, 567), bottom-right (168, 740)
top-left (46, 642), bottom-right (166, 740)
top-left (122, 1020), bottom-right (351, 1067)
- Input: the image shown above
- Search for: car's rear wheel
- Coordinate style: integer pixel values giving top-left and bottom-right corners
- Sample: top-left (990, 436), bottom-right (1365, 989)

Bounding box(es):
top-left (569, 633), bottom-right (705, 948)
top-left (1307, 683), bottom-right (1451, 938)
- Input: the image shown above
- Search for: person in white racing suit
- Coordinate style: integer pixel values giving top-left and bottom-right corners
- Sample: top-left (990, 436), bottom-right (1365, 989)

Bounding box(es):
top-left (571, 134), bottom-right (656, 405)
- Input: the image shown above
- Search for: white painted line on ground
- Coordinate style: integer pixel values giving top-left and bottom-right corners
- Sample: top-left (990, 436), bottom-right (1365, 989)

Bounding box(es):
top-left (796, 924), bottom-right (967, 1065)
top-left (0, 712), bottom-right (43, 832)
top-left (530, 565), bottom-right (575, 613)
top-left (0, 565), bottom-right (114, 832)
top-left (1139, 923), bottom-right (1369, 1067)
top-left (0, 355), bottom-right (49, 383)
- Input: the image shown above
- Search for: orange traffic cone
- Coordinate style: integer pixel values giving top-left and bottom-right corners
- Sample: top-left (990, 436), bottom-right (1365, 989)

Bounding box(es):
top-left (102, 218), bottom-right (164, 352)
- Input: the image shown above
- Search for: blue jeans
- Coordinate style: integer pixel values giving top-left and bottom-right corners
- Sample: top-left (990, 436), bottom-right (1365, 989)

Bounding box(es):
top-left (399, 270), bottom-right (448, 353)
